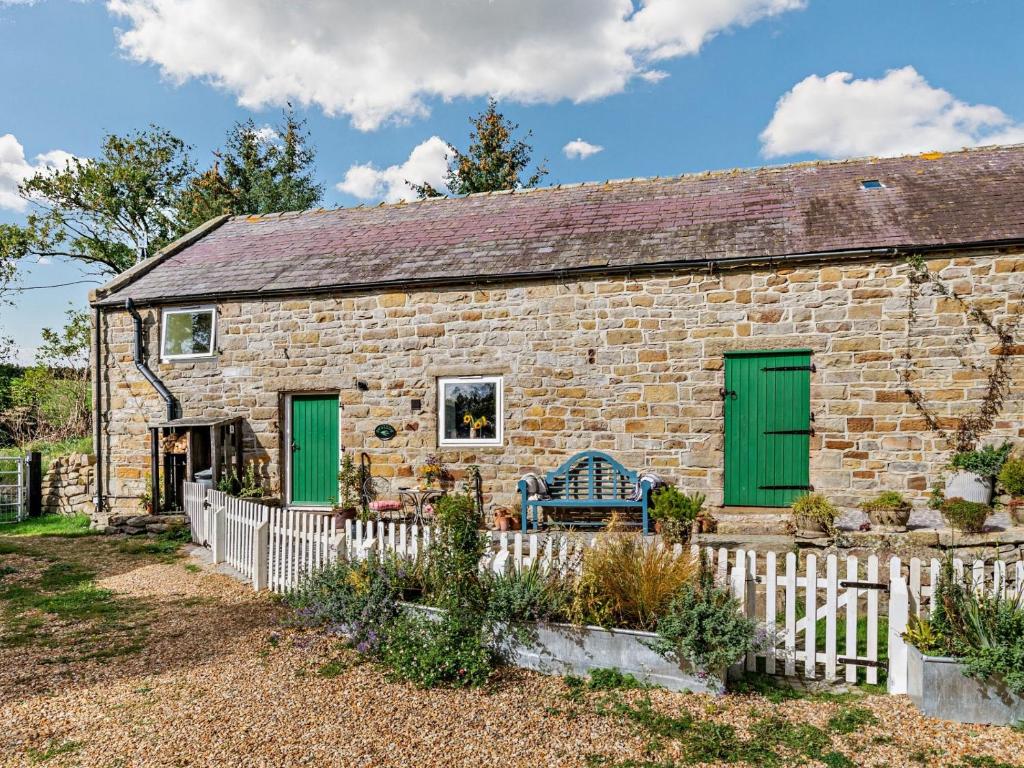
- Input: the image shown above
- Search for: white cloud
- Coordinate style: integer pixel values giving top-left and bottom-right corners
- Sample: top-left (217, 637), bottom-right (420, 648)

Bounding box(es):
top-left (251, 125), bottom-right (280, 145)
top-left (107, 0), bottom-right (805, 131)
top-left (337, 136), bottom-right (450, 203)
top-left (563, 138), bottom-right (604, 160)
top-left (761, 66), bottom-right (1024, 159)
top-left (0, 134), bottom-right (73, 212)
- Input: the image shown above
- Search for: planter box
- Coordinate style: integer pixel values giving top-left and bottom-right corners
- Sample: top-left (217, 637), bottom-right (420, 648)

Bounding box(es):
top-left (907, 644), bottom-right (1024, 725)
top-left (406, 604), bottom-right (723, 694)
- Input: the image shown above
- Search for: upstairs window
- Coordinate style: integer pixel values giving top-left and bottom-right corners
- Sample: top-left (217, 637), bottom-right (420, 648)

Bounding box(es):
top-left (437, 376), bottom-right (503, 447)
top-left (161, 307), bottom-right (216, 361)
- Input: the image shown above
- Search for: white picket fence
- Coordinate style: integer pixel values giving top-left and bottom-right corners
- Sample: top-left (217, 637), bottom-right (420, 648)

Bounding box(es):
top-left (267, 507), bottom-right (337, 593)
top-left (182, 482), bottom-right (1023, 693)
top-left (184, 482), bottom-right (338, 593)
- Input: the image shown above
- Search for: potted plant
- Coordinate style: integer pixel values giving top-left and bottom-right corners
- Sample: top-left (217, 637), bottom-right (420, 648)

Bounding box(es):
top-left (859, 491), bottom-right (912, 532)
top-left (334, 453), bottom-right (361, 523)
top-left (492, 506), bottom-right (516, 532)
top-left (650, 487), bottom-right (704, 545)
top-left (416, 453), bottom-right (448, 489)
top-left (939, 497), bottom-right (991, 533)
top-left (790, 493), bottom-right (838, 536)
top-left (946, 442), bottom-right (1012, 505)
top-left (997, 456), bottom-right (1024, 526)
top-left (902, 563), bottom-right (1024, 724)
top-left (695, 508), bottom-right (717, 534)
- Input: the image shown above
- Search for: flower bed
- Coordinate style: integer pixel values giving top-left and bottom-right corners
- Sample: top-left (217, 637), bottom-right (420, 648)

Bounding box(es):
top-left (287, 495), bottom-right (756, 691)
top-left (408, 603), bottom-right (724, 694)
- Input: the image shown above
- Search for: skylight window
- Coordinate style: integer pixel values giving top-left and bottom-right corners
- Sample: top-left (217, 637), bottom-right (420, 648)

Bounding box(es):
top-left (861, 179), bottom-right (885, 189)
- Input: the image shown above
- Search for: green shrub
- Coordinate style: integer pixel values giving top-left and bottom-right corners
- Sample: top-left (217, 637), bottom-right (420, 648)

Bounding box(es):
top-left (926, 562), bottom-right (1024, 695)
top-left (997, 458), bottom-right (1024, 498)
top-left (484, 560), bottom-right (571, 627)
top-left (860, 491), bottom-right (910, 514)
top-left (940, 497), bottom-right (991, 532)
top-left (791, 493), bottom-right (839, 532)
top-left (951, 442), bottom-right (1012, 478)
top-left (653, 563), bottom-right (756, 678)
top-left (380, 610), bottom-right (492, 688)
top-left (385, 492), bottom-right (494, 687)
top-left (287, 555), bottom-right (405, 654)
top-left (427, 493), bottom-right (485, 612)
top-left (651, 487), bottom-right (704, 545)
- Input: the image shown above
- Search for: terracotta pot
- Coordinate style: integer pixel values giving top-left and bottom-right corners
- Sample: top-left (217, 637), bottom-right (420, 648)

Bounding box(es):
top-left (866, 505), bottom-right (911, 533)
top-left (1009, 499), bottom-right (1024, 527)
top-left (653, 519), bottom-right (663, 535)
top-left (333, 507), bottom-right (358, 527)
top-left (495, 514), bottom-right (514, 532)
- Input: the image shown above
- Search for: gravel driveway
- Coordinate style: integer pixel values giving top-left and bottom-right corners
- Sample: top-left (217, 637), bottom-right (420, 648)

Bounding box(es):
top-left (0, 534), bottom-right (1021, 767)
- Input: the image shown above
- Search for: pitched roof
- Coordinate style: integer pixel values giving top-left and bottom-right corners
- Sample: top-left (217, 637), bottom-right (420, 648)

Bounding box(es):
top-left (95, 144), bottom-right (1024, 306)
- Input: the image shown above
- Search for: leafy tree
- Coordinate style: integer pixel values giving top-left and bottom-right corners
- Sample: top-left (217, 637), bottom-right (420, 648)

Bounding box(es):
top-left (414, 99), bottom-right (546, 198)
top-left (37, 307), bottom-right (90, 371)
top-left (0, 127), bottom-right (195, 276)
top-left (178, 108), bottom-right (323, 229)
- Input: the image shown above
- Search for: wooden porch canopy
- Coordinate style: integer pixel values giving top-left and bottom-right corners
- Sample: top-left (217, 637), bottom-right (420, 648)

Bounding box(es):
top-left (148, 415), bottom-right (244, 514)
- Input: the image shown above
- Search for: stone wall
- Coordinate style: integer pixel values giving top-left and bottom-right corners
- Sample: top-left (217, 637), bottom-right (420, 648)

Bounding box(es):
top-left (95, 250), bottom-right (1024, 521)
top-left (42, 453), bottom-right (97, 517)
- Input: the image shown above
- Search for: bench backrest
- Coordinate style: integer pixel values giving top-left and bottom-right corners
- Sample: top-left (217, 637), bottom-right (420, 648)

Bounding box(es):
top-left (544, 451), bottom-right (637, 501)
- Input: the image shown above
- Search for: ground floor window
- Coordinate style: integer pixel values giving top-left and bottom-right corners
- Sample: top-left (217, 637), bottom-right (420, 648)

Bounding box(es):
top-left (437, 376), bottom-right (503, 447)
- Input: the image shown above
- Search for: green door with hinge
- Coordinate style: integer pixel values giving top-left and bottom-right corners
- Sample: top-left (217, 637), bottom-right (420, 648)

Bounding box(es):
top-left (724, 350), bottom-right (812, 507)
top-left (290, 394), bottom-right (339, 506)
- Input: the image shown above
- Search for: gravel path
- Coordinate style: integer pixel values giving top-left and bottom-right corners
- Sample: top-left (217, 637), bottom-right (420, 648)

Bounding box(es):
top-left (1, 537), bottom-right (1022, 767)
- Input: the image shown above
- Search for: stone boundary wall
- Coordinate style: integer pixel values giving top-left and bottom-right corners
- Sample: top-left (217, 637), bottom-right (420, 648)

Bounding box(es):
top-left (95, 250), bottom-right (1024, 520)
top-left (41, 453), bottom-right (97, 517)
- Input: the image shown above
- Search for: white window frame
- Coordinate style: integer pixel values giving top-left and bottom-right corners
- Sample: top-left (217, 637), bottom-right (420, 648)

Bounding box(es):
top-left (160, 306), bottom-right (218, 362)
top-left (437, 375), bottom-right (504, 448)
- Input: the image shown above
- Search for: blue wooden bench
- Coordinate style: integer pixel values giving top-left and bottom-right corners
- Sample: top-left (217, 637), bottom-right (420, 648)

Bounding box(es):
top-left (518, 451), bottom-right (654, 534)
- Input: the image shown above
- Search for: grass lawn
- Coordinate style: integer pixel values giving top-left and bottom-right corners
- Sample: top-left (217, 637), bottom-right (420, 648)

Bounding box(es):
top-left (0, 513), bottom-right (94, 538)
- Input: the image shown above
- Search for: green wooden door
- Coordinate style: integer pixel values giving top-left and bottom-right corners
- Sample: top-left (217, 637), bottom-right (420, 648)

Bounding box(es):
top-left (724, 350), bottom-right (811, 507)
top-left (290, 394), bottom-right (339, 506)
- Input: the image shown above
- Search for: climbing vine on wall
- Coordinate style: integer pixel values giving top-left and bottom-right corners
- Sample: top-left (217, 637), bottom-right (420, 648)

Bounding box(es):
top-left (900, 254), bottom-right (1020, 452)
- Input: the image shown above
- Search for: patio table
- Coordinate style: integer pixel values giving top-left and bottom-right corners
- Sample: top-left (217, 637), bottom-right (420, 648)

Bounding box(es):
top-left (398, 487), bottom-right (445, 528)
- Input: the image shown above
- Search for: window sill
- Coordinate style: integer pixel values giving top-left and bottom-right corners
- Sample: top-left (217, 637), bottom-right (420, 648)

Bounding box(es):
top-left (160, 355), bottom-right (219, 364)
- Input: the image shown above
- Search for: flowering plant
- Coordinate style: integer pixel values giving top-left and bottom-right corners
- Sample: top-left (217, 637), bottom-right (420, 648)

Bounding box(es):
top-left (462, 413), bottom-right (489, 431)
top-left (417, 453), bottom-right (448, 486)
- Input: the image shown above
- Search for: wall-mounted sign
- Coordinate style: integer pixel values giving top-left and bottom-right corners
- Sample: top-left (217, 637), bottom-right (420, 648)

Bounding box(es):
top-left (374, 423), bottom-right (397, 441)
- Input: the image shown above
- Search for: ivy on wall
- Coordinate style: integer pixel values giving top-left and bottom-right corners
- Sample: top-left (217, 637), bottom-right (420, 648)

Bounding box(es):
top-left (900, 255), bottom-right (1020, 452)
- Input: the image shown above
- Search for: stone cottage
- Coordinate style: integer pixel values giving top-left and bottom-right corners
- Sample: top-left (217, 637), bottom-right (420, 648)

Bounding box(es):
top-left (88, 145), bottom-right (1024, 530)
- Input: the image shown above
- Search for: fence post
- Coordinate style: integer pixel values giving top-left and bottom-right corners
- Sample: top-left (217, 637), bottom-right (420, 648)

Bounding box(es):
top-left (211, 504), bottom-right (226, 564)
top-left (888, 573), bottom-right (910, 694)
top-left (26, 451), bottom-right (42, 518)
top-left (252, 520), bottom-right (269, 591)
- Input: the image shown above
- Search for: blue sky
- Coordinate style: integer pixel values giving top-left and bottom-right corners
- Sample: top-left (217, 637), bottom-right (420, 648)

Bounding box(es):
top-left (3, 0), bottom-right (1024, 361)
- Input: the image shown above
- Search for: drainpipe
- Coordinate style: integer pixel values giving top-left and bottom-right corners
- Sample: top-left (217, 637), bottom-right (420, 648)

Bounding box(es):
top-left (125, 298), bottom-right (176, 422)
top-left (92, 306), bottom-right (104, 516)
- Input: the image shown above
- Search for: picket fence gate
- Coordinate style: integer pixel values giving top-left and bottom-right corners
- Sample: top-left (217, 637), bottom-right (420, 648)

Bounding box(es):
top-left (182, 483), bottom-right (1023, 694)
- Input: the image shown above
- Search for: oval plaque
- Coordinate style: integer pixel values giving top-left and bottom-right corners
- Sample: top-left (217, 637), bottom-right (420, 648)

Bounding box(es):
top-left (374, 423), bottom-right (397, 441)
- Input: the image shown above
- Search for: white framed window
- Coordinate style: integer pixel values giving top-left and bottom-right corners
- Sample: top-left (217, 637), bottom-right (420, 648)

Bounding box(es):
top-left (161, 307), bottom-right (217, 361)
top-left (437, 375), bottom-right (503, 447)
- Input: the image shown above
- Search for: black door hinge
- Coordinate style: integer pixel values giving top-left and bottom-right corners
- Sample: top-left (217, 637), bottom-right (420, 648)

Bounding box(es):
top-left (758, 484), bottom-right (814, 491)
top-left (762, 364), bottom-right (816, 372)
top-left (764, 428), bottom-right (815, 435)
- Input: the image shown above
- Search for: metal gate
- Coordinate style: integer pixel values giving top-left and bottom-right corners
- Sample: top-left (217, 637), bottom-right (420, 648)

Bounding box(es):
top-left (0, 454), bottom-right (28, 523)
